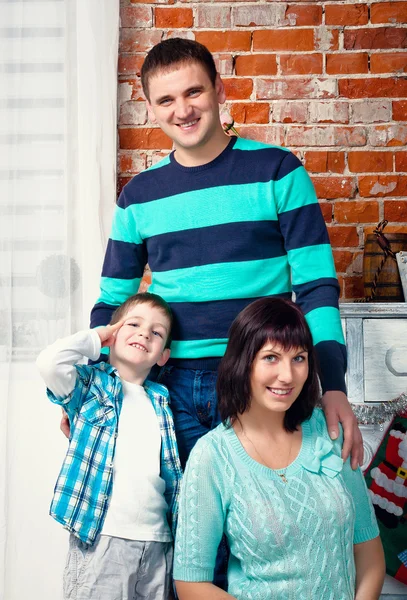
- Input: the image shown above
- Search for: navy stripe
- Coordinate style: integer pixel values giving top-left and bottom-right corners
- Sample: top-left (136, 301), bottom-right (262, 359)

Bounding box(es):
top-left (118, 142), bottom-right (301, 208)
top-left (315, 340), bottom-right (347, 394)
top-left (279, 203), bottom-right (329, 251)
top-left (147, 221), bottom-right (285, 272)
top-left (90, 302), bottom-right (117, 329)
top-left (169, 294), bottom-right (292, 342)
top-left (101, 239), bottom-right (147, 280)
top-left (294, 278), bottom-right (340, 315)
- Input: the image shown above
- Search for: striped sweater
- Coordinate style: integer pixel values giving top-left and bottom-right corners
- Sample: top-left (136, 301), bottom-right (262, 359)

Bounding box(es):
top-left (91, 136), bottom-right (346, 393)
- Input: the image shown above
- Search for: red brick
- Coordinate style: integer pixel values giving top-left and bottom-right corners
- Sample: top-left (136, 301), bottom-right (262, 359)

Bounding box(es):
top-left (286, 126), bottom-right (366, 147)
top-left (371, 2), bottom-right (407, 24)
top-left (339, 78), bottom-right (407, 99)
top-left (118, 151), bottom-right (147, 174)
top-left (384, 201), bottom-right (407, 222)
top-left (131, 0), bottom-right (174, 3)
top-left (335, 201), bottom-right (379, 224)
top-left (303, 151), bottom-right (345, 173)
top-left (118, 54), bottom-right (144, 76)
top-left (280, 54), bottom-right (322, 75)
top-left (327, 225), bottom-right (359, 247)
top-left (195, 6), bottom-right (231, 28)
top-left (238, 125), bottom-right (285, 146)
top-left (348, 151), bottom-right (393, 173)
top-left (285, 5), bottom-right (322, 25)
top-left (333, 250), bottom-right (357, 273)
top-left (119, 128), bottom-right (173, 150)
top-left (253, 29), bottom-right (314, 51)
top-left (344, 28), bottom-right (407, 50)
top-left (393, 100), bottom-right (407, 121)
top-left (325, 4), bottom-right (368, 26)
top-left (370, 52), bottom-right (407, 74)
top-left (312, 176), bottom-right (356, 199)
top-left (230, 103), bottom-right (270, 124)
top-left (120, 6), bottom-right (152, 28)
top-left (359, 175), bottom-right (407, 197)
top-left (320, 201), bottom-right (333, 222)
top-left (369, 124), bottom-right (407, 146)
top-left (337, 274), bottom-right (345, 298)
top-left (326, 53), bottom-right (368, 75)
top-left (195, 31), bottom-right (251, 52)
top-left (396, 151), bottom-right (407, 171)
top-left (155, 7), bottom-right (193, 28)
top-left (344, 276), bottom-right (364, 299)
top-left (315, 28), bottom-right (339, 51)
top-left (120, 29), bottom-right (162, 53)
top-left (309, 101), bottom-right (349, 124)
top-left (257, 78), bottom-right (336, 100)
top-left (223, 78), bottom-right (253, 100)
top-left (273, 101), bottom-right (308, 123)
top-left (235, 55), bottom-right (277, 76)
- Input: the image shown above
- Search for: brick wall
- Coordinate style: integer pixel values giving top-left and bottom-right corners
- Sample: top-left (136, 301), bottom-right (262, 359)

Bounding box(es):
top-left (118, 0), bottom-right (407, 300)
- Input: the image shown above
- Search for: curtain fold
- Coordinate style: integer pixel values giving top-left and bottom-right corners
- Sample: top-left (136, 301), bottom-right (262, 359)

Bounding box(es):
top-left (0, 2), bottom-right (119, 598)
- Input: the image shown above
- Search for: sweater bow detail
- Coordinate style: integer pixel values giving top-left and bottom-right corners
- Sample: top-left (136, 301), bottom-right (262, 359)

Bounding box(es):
top-left (304, 437), bottom-right (343, 478)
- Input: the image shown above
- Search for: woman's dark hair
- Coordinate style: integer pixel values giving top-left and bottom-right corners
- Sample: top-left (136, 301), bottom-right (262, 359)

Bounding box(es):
top-left (141, 38), bottom-right (217, 101)
top-left (110, 292), bottom-right (173, 349)
top-left (217, 297), bottom-right (320, 432)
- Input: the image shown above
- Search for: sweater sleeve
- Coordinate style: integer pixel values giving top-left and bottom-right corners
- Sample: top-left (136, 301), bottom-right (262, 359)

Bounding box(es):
top-left (274, 152), bottom-right (347, 394)
top-left (173, 436), bottom-right (227, 582)
top-left (90, 184), bottom-right (148, 329)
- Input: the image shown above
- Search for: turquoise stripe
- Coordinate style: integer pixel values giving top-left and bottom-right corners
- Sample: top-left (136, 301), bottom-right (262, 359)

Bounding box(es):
top-left (110, 206), bottom-right (142, 244)
top-left (288, 244), bottom-right (336, 285)
top-left (170, 338), bottom-right (227, 358)
top-left (233, 137), bottom-right (290, 153)
top-left (306, 306), bottom-right (345, 345)
top-left (275, 166), bottom-right (318, 213)
top-left (133, 182), bottom-right (278, 238)
top-left (97, 277), bottom-right (141, 306)
top-left (149, 257), bottom-right (291, 303)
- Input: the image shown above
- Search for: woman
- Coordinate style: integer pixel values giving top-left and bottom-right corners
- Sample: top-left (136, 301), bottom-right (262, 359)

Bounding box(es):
top-left (173, 297), bottom-right (385, 599)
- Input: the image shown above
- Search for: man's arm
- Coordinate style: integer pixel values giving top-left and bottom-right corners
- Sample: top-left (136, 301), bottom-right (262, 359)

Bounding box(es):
top-left (275, 152), bottom-right (362, 467)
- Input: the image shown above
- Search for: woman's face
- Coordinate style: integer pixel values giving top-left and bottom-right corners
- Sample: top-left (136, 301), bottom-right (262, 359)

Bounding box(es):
top-left (249, 341), bottom-right (309, 415)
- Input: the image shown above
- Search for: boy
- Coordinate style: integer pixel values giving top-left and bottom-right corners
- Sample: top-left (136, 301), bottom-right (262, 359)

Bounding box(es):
top-left (37, 292), bottom-right (182, 600)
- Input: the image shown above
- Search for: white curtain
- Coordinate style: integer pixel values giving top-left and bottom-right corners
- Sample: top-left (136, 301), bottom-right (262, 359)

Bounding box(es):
top-left (0, 2), bottom-right (119, 598)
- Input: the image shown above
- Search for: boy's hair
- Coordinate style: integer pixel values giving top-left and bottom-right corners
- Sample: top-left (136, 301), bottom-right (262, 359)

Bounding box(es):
top-left (217, 297), bottom-right (320, 432)
top-left (110, 292), bottom-right (173, 349)
top-left (141, 38), bottom-right (217, 101)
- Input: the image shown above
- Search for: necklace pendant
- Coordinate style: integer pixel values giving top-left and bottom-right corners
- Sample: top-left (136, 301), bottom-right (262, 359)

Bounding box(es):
top-left (278, 473), bottom-right (287, 484)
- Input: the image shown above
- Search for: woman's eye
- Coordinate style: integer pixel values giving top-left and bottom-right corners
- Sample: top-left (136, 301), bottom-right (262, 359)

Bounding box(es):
top-left (264, 355), bottom-right (277, 362)
top-left (293, 355), bottom-right (306, 363)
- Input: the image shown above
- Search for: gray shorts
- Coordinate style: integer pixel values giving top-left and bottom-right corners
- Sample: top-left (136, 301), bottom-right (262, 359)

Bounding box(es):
top-left (63, 534), bottom-right (173, 600)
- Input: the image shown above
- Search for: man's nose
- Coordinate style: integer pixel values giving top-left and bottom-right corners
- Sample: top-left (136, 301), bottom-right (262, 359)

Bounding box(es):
top-left (138, 327), bottom-right (149, 339)
top-left (175, 98), bottom-right (192, 120)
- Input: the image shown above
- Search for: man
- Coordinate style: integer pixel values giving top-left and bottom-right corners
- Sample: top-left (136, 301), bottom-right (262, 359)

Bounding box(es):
top-left (75, 38), bottom-right (362, 470)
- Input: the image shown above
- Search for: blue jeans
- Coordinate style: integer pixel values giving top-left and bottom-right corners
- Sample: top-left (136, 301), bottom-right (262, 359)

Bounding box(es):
top-left (152, 365), bottom-right (228, 591)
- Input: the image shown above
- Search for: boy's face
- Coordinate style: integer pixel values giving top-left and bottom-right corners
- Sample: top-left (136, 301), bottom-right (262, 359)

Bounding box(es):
top-left (146, 61), bottom-right (226, 158)
top-left (110, 302), bottom-right (171, 383)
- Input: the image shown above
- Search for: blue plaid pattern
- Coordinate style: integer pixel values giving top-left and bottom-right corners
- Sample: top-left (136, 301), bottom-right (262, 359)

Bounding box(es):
top-left (47, 362), bottom-right (182, 545)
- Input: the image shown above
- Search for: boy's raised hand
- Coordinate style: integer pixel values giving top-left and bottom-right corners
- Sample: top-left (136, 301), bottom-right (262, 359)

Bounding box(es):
top-left (96, 321), bottom-right (123, 348)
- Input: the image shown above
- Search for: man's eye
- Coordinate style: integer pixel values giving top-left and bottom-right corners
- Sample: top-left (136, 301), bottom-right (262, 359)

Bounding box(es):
top-left (152, 330), bottom-right (163, 338)
top-left (160, 98), bottom-right (171, 106)
top-left (189, 89), bottom-right (200, 97)
top-left (128, 323), bottom-right (139, 327)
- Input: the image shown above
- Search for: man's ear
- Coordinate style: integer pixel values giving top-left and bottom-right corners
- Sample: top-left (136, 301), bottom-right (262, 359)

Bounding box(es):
top-left (146, 101), bottom-right (157, 123)
top-left (157, 348), bottom-right (170, 367)
top-left (215, 73), bottom-right (226, 105)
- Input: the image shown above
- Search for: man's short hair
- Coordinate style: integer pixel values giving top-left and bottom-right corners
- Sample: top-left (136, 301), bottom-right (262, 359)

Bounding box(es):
top-left (110, 292), bottom-right (173, 348)
top-left (141, 38), bottom-right (217, 101)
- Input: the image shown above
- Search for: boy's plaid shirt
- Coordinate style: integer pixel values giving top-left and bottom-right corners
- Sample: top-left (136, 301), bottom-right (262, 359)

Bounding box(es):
top-left (47, 362), bottom-right (182, 545)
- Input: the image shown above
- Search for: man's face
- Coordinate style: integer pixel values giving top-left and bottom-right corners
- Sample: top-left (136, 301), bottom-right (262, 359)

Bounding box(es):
top-left (110, 302), bottom-right (171, 383)
top-left (146, 62), bottom-right (226, 157)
